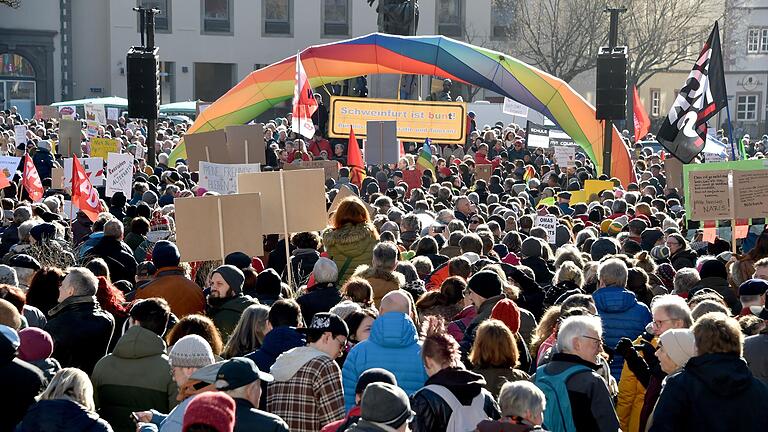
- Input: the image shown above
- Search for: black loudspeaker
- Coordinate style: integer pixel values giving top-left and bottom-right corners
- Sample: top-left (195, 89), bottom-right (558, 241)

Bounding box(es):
top-left (596, 46), bottom-right (628, 120)
top-left (126, 47), bottom-right (159, 120)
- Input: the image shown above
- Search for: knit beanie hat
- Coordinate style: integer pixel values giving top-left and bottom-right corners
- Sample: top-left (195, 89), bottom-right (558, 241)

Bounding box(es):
top-left (659, 328), bottom-right (696, 368)
top-left (169, 335), bottom-right (215, 368)
top-left (182, 392), bottom-right (236, 432)
top-left (152, 240), bottom-right (181, 268)
top-left (699, 259), bottom-right (727, 280)
top-left (467, 270), bottom-right (503, 299)
top-left (657, 263), bottom-right (676, 291)
top-left (600, 218), bottom-right (614, 235)
top-left (142, 190), bottom-right (159, 207)
top-left (520, 237), bottom-right (542, 258)
top-left (224, 252), bottom-right (252, 270)
top-left (491, 298), bottom-right (521, 333)
top-left (18, 327), bottom-right (54, 362)
top-left (591, 238), bottom-right (618, 261)
top-left (608, 215), bottom-right (628, 236)
top-left (355, 368), bottom-right (398, 395)
top-left (361, 382), bottom-right (414, 428)
top-left (212, 265), bottom-right (245, 295)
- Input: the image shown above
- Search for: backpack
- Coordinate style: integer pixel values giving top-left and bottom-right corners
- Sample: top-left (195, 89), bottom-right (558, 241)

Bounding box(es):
top-left (533, 363), bottom-right (592, 432)
top-left (422, 384), bottom-right (489, 432)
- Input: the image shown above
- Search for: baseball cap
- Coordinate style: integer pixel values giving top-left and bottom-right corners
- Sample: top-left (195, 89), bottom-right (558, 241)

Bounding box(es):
top-left (298, 312), bottom-right (349, 338)
top-left (215, 357), bottom-right (273, 391)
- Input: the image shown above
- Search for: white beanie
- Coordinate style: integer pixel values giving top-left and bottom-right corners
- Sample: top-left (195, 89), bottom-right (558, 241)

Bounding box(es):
top-left (169, 335), bottom-right (215, 368)
top-left (659, 328), bottom-right (696, 368)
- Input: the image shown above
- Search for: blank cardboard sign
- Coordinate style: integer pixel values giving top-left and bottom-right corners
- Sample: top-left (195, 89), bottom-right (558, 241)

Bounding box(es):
top-left (283, 160), bottom-right (340, 180)
top-left (185, 130), bottom-right (228, 171)
top-left (237, 169), bottom-right (327, 234)
top-left (225, 124), bottom-right (266, 165)
top-left (175, 193), bottom-right (264, 262)
top-left (476, 164), bottom-right (492, 182)
top-left (58, 119), bottom-right (83, 157)
top-left (365, 120), bottom-right (399, 165)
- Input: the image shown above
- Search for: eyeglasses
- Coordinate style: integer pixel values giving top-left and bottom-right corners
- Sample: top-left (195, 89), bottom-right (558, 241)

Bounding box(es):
top-left (470, 219), bottom-right (480, 224)
top-left (666, 241), bottom-right (680, 246)
top-left (653, 318), bottom-right (675, 328)
top-left (581, 335), bottom-right (603, 344)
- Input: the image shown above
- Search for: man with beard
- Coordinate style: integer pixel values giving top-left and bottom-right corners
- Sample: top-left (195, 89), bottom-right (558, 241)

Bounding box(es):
top-left (207, 265), bottom-right (259, 340)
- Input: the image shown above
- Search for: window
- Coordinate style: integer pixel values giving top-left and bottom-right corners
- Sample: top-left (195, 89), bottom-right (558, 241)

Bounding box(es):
top-left (437, 0), bottom-right (463, 38)
top-left (736, 94), bottom-right (758, 121)
top-left (323, 0), bottom-right (349, 37)
top-left (160, 61), bottom-right (175, 104)
top-left (202, 0), bottom-right (232, 33)
top-left (650, 89), bottom-right (660, 117)
top-left (762, 28), bottom-right (768, 52)
top-left (490, 0), bottom-right (512, 40)
top-left (747, 29), bottom-right (760, 53)
top-left (194, 63), bottom-right (235, 101)
top-left (264, 0), bottom-right (292, 35)
top-left (137, 0), bottom-right (170, 32)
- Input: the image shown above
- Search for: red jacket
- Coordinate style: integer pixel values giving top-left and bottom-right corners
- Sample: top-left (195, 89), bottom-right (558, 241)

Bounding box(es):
top-left (308, 138), bottom-right (333, 157)
top-left (320, 405), bottom-right (362, 432)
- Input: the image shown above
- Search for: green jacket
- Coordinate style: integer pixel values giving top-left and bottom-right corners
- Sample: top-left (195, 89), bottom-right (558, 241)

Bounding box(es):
top-left (91, 325), bottom-right (178, 432)
top-left (209, 295), bottom-right (259, 341)
top-left (323, 223), bottom-right (379, 285)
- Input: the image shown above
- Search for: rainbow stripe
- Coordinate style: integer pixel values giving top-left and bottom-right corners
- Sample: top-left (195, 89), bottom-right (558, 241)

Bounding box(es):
top-left (178, 33), bottom-right (635, 186)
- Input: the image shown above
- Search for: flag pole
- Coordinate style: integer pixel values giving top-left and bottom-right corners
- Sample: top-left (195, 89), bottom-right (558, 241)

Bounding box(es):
top-left (725, 100), bottom-right (737, 160)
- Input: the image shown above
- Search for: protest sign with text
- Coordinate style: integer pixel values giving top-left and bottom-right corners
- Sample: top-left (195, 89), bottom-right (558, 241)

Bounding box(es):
top-left (106, 153), bottom-right (134, 197)
top-left (199, 161), bottom-right (261, 195)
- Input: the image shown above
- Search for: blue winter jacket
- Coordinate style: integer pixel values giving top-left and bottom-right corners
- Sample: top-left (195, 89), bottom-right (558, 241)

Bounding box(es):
top-left (246, 326), bottom-right (306, 373)
top-left (592, 285), bottom-right (652, 380)
top-left (342, 311), bottom-right (428, 410)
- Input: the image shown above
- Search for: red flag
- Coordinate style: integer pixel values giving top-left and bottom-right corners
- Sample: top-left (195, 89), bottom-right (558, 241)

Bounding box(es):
top-left (22, 154), bottom-right (43, 202)
top-left (0, 171), bottom-right (10, 190)
top-left (399, 140), bottom-right (405, 158)
top-left (347, 126), bottom-right (366, 189)
top-left (291, 53), bottom-right (318, 139)
top-left (632, 85), bottom-right (651, 142)
top-left (71, 155), bottom-right (104, 222)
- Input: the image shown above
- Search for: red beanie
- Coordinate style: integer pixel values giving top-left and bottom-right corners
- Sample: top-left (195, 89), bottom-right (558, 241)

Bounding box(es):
top-left (182, 392), bottom-right (236, 432)
top-left (491, 298), bottom-right (521, 334)
top-left (18, 327), bottom-right (54, 362)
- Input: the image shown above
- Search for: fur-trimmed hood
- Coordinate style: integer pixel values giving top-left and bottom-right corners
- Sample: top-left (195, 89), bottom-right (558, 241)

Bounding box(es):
top-left (322, 223), bottom-right (378, 248)
top-left (352, 265), bottom-right (406, 287)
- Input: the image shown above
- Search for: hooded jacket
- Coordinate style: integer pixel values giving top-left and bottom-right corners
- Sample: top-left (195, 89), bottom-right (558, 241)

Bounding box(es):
top-left (246, 326), bottom-right (306, 409)
top-left (207, 294), bottom-right (259, 340)
top-left (351, 265), bottom-right (405, 308)
top-left (134, 267), bottom-right (205, 318)
top-left (297, 282), bottom-right (343, 323)
top-left (410, 367), bottom-right (501, 432)
top-left (91, 325), bottom-right (177, 432)
top-left (323, 223), bottom-right (378, 285)
top-left (669, 248), bottom-right (697, 270)
top-left (44, 295), bottom-right (115, 375)
top-left (342, 312), bottom-right (428, 410)
top-left (16, 399), bottom-right (112, 432)
top-left (0, 331), bottom-right (45, 432)
top-left (592, 286), bottom-right (652, 380)
top-left (648, 353), bottom-right (768, 432)
top-left (267, 346), bottom-right (345, 432)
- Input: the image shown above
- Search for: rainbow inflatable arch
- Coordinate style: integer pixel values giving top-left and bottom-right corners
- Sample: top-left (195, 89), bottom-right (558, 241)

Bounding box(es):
top-left (177, 33), bottom-right (635, 186)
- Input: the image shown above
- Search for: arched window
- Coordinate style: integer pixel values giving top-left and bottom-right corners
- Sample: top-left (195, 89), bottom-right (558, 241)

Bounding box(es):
top-left (0, 53), bottom-right (35, 78)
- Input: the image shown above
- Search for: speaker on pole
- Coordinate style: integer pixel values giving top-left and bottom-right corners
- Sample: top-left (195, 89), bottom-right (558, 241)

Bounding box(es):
top-left (596, 46), bottom-right (628, 120)
top-left (126, 46), bottom-right (159, 120)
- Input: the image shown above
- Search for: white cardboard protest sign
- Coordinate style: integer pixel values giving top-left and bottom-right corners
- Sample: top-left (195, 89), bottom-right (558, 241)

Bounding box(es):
top-left (554, 146), bottom-right (576, 168)
top-left (106, 152), bottom-right (134, 197)
top-left (14, 125), bottom-right (27, 145)
top-left (107, 107), bottom-right (119, 122)
top-left (84, 103), bottom-right (107, 125)
top-left (536, 215), bottom-right (558, 244)
top-left (64, 157), bottom-right (104, 187)
top-left (503, 98), bottom-right (529, 117)
top-left (199, 161), bottom-right (262, 195)
top-left (0, 156), bottom-right (20, 179)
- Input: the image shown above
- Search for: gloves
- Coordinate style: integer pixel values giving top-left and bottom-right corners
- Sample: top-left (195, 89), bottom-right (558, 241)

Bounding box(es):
top-left (637, 340), bottom-right (657, 359)
top-left (616, 337), bottom-right (650, 387)
top-left (615, 337), bottom-right (636, 358)
top-left (638, 340), bottom-right (664, 379)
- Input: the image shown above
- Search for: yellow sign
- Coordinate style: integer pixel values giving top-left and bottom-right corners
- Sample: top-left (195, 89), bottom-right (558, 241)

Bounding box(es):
top-left (90, 138), bottom-right (120, 159)
top-left (584, 180), bottom-right (615, 202)
top-left (328, 96), bottom-right (467, 144)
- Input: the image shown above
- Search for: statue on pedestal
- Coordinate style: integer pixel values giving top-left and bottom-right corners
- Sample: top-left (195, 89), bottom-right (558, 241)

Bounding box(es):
top-left (367, 0), bottom-right (419, 36)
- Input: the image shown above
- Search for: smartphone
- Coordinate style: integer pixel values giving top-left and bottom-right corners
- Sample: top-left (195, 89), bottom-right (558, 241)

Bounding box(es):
top-left (130, 413), bottom-right (141, 424)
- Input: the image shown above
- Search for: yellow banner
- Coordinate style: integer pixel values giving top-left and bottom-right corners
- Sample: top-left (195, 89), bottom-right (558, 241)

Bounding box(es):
top-left (90, 138), bottom-right (120, 159)
top-left (328, 96), bottom-right (467, 144)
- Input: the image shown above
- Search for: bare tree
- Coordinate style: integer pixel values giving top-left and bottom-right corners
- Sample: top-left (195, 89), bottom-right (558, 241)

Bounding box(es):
top-left (499, 0), bottom-right (609, 83)
top-left (1, 0), bottom-right (22, 7)
top-left (621, 0), bottom-right (724, 87)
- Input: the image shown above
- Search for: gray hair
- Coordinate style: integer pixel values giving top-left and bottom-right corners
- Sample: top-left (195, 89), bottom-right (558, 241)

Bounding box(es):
top-left (651, 294), bottom-right (693, 327)
top-left (0, 265), bottom-right (18, 286)
top-left (498, 381), bottom-right (546, 419)
top-left (313, 257), bottom-right (338, 284)
top-left (43, 196), bottom-right (62, 214)
top-left (372, 241), bottom-right (399, 270)
top-left (64, 267), bottom-right (99, 297)
top-left (103, 219), bottom-right (124, 239)
top-left (673, 268), bottom-right (701, 296)
top-left (611, 199), bottom-right (627, 214)
top-left (557, 315), bottom-right (603, 353)
top-left (40, 368), bottom-right (96, 412)
top-left (17, 220), bottom-right (38, 242)
top-left (401, 214), bottom-right (421, 232)
top-left (598, 258), bottom-right (628, 288)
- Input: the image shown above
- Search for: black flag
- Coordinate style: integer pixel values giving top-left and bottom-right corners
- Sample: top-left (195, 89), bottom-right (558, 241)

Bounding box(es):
top-left (657, 22), bottom-right (728, 163)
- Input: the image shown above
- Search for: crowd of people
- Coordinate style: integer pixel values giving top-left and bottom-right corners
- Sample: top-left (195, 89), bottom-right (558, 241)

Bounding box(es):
top-left (1, 103), bottom-right (768, 432)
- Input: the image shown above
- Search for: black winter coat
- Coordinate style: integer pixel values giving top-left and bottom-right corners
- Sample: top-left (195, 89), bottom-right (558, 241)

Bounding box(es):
top-left (232, 398), bottom-right (289, 432)
top-left (0, 334), bottom-right (45, 432)
top-left (520, 257), bottom-right (554, 285)
top-left (16, 399), bottom-right (113, 432)
top-left (86, 237), bottom-right (138, 285)
top-left (649, 353), bottom-right (768, 432)
top-left (44, 296), bottom-right (115, 375)
top-left (669, 248), bottom-right (697, 270)
top-left (297, 283), bottom-right (342, 323)
top-left (410, 367), bottom-right (500, 432)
